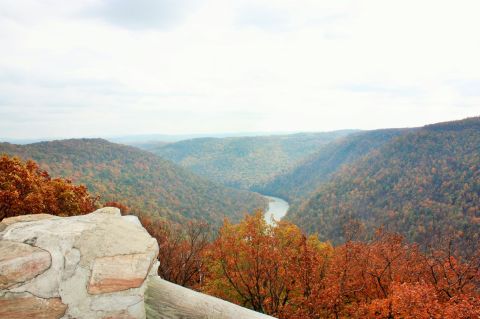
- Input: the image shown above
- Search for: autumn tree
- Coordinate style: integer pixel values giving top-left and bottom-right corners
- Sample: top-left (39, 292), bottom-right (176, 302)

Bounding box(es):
top-left (141, 217), bottom-right (211, 288)
top-left (202, 211), bottom-right (332, 317)
top-left (0, 155), bottom-right (97, 220)
top-left (199, 214), bottom-right (480, 319)
top-left (311, 230), bottom-right (480, 318)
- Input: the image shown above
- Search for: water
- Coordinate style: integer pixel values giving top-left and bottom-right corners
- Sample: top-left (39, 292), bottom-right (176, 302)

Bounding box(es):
top-left (263, 195), bottom-right (289, 225)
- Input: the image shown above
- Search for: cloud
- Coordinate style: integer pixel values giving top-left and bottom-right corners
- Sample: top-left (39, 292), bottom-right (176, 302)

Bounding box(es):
top-left (83, 0), bottom-right (199, 30)
top-left (340, 83), bottom-right (424, 98)
top-left (235, 5), bottom-right (291, 31)
top-left (0, 0), bottom-right (479, 139)
top-left (449, 79), bottom-right (480, 97)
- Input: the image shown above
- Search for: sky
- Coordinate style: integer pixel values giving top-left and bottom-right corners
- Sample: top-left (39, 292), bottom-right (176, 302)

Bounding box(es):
top-left (0, 0), bottom-right (479, 139)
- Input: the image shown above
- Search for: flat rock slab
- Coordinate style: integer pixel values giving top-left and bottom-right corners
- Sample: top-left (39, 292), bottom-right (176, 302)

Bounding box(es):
top-left (0, 293), bottom-right (67, 319)
top-left (1, 214), bottom-right (59, 227)
top-left (88, 253), bottom-right (153, 294)
top-left (0, 241), bottom-right (51, 289)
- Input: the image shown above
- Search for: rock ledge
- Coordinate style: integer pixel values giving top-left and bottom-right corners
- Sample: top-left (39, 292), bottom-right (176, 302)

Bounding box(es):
top-left (0, 208), bottom-right (159, 319)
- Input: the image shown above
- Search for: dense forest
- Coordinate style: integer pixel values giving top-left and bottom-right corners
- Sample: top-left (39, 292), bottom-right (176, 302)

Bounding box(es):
top-left (2, 157), bottom-right (478, 318)
top-left (142, 131), bottom-right (356, 189)
top-left (256, 129), bottom-right (410, 202)
top-left (287, 117), bottom-right (480, 247)
top-left (0, 139), bottom-right (267, 225)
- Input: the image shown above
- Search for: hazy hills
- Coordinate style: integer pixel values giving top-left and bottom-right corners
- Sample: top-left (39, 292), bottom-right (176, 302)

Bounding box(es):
top-left (256, 128), bottom-right (412, 202)
top-left (2, 117), bottom-right (478, 248)
top-left (0, 139), bottom-right (267, 225)
top-left (286, 117), bottom-right (480, 245)
top-left (141, 130), bottom-right (357, 189)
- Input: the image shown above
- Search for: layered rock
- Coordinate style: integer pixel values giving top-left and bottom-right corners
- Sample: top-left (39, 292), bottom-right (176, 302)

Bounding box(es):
top-left (0, 208), bottom-right (159, 319)
top-left (0, 241), bottom-right (51, 289)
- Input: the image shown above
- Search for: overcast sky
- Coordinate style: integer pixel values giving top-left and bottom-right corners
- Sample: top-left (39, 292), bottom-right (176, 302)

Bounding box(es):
top-left (1, 0), bottom-right (479, 139)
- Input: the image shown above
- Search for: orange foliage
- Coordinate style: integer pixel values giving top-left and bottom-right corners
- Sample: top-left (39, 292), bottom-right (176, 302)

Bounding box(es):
top-left (202, 211), bottom-right (333, 317)
top-left (141, 217), bottom-right (211, 288)
top-left (0, 155), bottom-right (97, 220)
top-left (200, 214), bottom-right (480, 319)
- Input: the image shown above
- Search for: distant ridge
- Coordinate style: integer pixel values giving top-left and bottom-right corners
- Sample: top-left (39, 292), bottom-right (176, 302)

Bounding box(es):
top-left (142, 130), bottom-right (357, 189)
top-left (0, 139), bottom-right (267, 225)
top-left (286, 117), bottom-right (480, 246)
top-left (256, 128), bottom-right (412, 201)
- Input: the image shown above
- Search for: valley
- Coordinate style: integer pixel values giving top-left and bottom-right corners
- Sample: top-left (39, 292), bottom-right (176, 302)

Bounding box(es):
top-left (0, 139), bottom-right (268, 226)
top-left (137, 130), bottom-right (356, 189)
top-left (1, 116), bottom-right (479, 319)
top-left (2, 2), bottom-right (479, 316)
top-left (263, 195), bottom-right (289, 225)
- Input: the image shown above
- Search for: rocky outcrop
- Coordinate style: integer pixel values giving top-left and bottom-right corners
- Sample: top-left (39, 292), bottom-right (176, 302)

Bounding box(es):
top-left (0, 241), bottom-right (51, 289)
top-left (0, 208), bottom-right (159, 319)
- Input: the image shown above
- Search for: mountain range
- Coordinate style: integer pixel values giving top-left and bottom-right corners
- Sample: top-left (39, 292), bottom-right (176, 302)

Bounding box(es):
top-left (284, 117), bottom-right (480, 245)
top-left (140, 130), bottom-right (356, 189)
top-left (0, 139), bottom-right (267, 226)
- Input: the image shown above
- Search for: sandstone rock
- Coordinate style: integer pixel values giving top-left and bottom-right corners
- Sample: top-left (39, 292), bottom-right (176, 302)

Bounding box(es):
top-left (88, 253), bottom-right (154, 294)
top-left (102, 311), bottom-right (137, 319)
top-left (91, 207), bottom-right (121, 216)
top-left (0, 241), bottom-right (51, 289)
top-left (91, 295), bottom-right (143, 311)
top-left (0, 208), bottom-right (159, 319)
top-left (0, 293), bottom-right (67, 319)
top-left (122, 215), bottom-right (142, 227)
top-left (1, 213), bottom-right (59, 227)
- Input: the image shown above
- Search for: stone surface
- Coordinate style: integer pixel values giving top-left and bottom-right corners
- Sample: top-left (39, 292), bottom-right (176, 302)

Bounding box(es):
top-left (0, 207), bottom-right (159, 319)
top-left (91, 295), bottom-right (143, 311)
top-left (102, 312), bottom-right (137, 319)
top-left (1, 213), bottom-right (59, 227)
top-left (122, 215), bottom-right (142, 227)
top-left (0, 240), bottom-right (51, 289)
top-left (0, 293), bottom-right (67, 319)
top-left (91, 207), bottom-right (121, 216)
top-left (88, 253), bottom-right (154, 294)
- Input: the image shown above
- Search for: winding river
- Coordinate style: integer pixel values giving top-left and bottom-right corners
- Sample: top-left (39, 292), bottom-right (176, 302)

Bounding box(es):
top-left (263, 195), bottom-right (290, 225)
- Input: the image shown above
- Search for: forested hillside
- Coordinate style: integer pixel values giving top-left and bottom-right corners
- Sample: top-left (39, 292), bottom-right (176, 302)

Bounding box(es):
top-left (257, 129), bottom-right (410, 201)
top-left (144, 131), bottom-right (356, 189)
top-left (288, 117), bottom-right (480, 246)
top-left (0, 139), bottom-right (267, 225)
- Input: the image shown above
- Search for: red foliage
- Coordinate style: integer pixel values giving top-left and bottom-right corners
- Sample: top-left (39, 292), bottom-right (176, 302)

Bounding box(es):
top-left (141, 216), bottom-right (211, 288)
top-left (200, 215), bottom-right (480, 319)
top-left (0, 155), bottom-right (97, 220)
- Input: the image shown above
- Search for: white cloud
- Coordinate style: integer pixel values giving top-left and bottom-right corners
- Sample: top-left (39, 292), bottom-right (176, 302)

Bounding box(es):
top-left (0, 0), bottom-right (479, 139)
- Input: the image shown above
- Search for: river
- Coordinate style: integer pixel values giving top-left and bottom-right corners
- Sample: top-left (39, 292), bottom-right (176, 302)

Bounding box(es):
top-left (263, 195), bottom-right (289, 225)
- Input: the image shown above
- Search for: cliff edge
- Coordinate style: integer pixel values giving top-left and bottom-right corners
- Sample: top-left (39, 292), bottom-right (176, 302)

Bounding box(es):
top-left (0, 208), bottom-right (159, 319)
top-left (0, 208), bottom-right (275, 319)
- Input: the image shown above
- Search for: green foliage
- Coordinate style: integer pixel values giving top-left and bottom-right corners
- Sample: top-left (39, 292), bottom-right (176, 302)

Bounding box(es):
top-left (257, 129), bottom-right (409, 201)
top-left (144, 131), bottom-right (356, 190)
top-left (0, 139), bottom-right (267, 226)
top-left (288, 117), bottom-right (480, 246)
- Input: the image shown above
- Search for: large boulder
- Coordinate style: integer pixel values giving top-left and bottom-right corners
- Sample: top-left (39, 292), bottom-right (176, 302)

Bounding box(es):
top-left (0, 241), bottom-right (51, 289)
top-left (0, 208), bottom-right (159, 319)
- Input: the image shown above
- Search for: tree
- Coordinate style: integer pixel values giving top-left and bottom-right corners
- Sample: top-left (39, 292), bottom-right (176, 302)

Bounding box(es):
top-left (141, 217), bottom-right (211, 288)
top-left (201, 215), bottom-right (480, 319)
top-left (0, 155), bottom-right (97, 220)
top-left (202, 211), bottom-right (332, 317)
